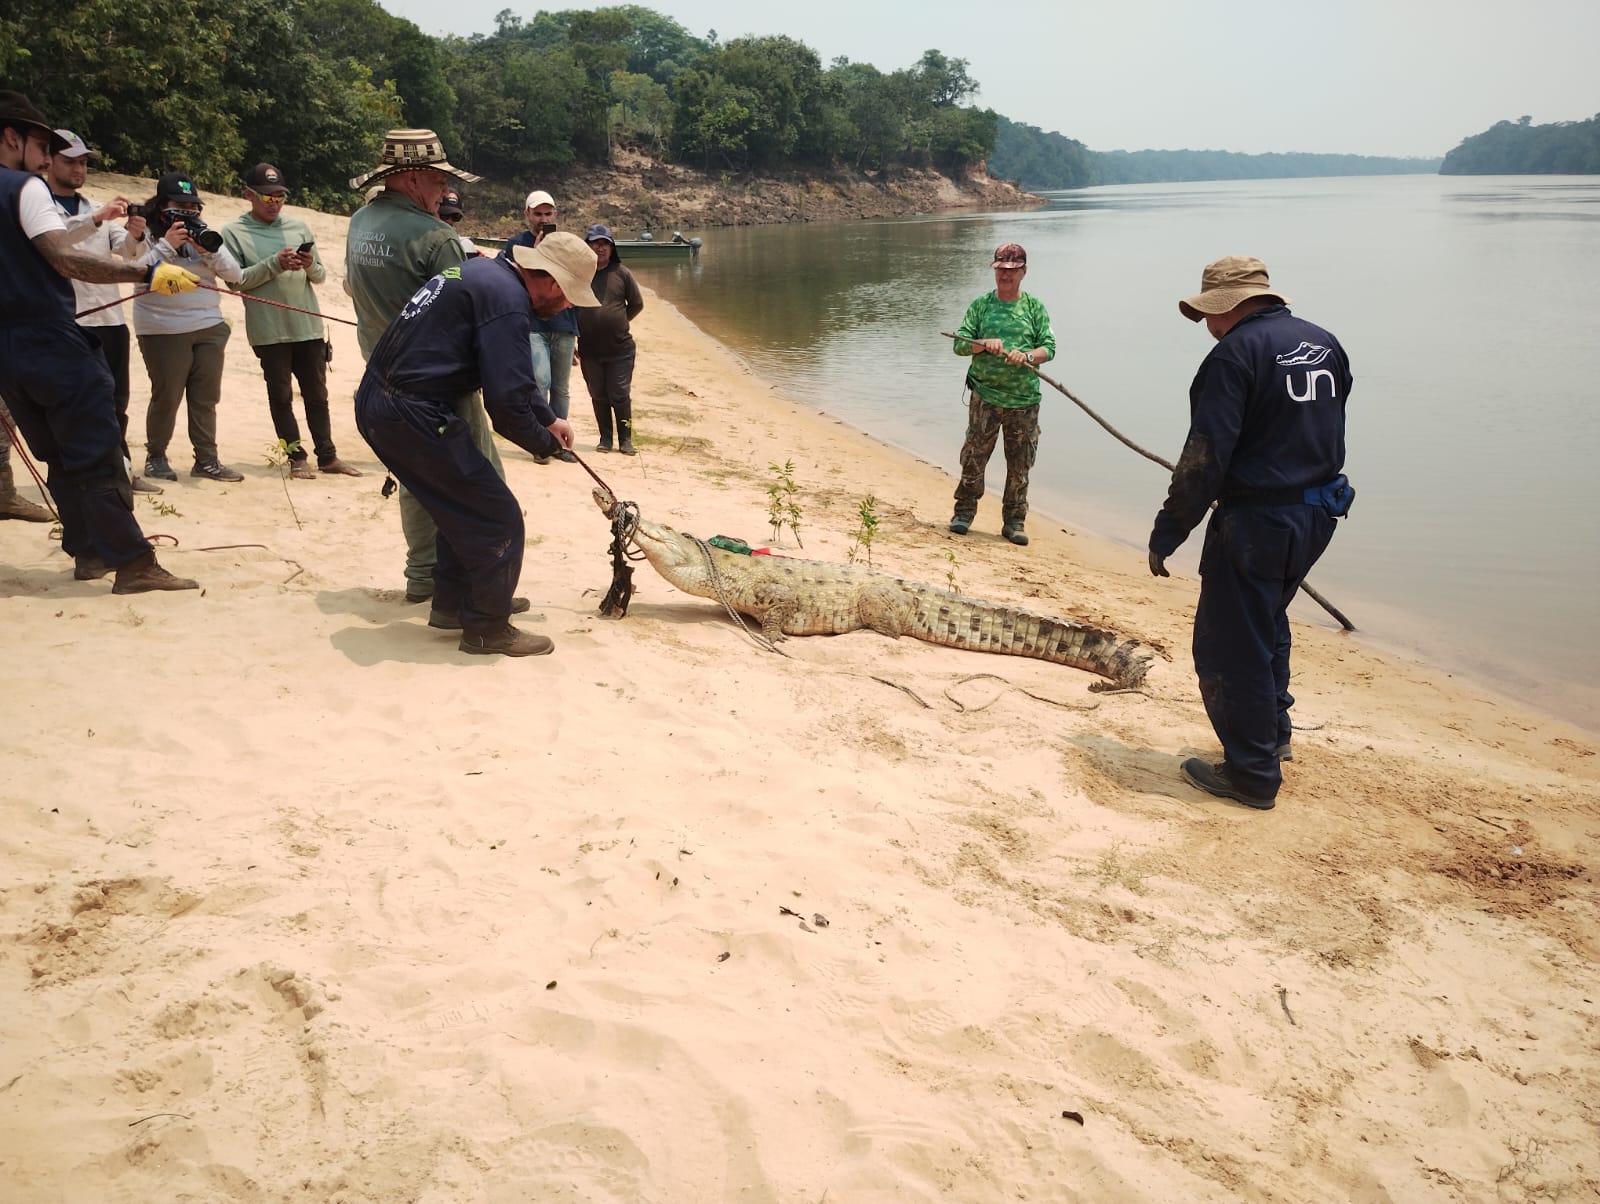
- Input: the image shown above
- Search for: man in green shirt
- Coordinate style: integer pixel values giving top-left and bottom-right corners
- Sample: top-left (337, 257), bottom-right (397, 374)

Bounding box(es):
top-left (950, 242), bottom-right (1056, 546)
top-left (346, 129), bottom-right (505, 604)
top-left (223, 163), bottom-right (360, 479)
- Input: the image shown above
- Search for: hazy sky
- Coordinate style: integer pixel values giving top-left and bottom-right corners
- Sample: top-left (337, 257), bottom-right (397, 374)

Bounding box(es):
top-left (376, 0), bottom-right (1597, 158)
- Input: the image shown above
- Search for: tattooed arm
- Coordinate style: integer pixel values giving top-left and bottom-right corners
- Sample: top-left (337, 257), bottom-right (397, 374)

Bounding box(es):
top-left (31, 228), bottom-right (154, 285)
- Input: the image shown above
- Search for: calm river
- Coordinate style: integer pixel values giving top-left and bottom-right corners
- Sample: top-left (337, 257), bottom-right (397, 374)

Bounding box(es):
top-left (633, 176), bottom-right (1600, 730)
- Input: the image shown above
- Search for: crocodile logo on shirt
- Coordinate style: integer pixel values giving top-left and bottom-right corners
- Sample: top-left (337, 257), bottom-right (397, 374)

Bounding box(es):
top-left (1275, 341), bottom-right (1330, 367)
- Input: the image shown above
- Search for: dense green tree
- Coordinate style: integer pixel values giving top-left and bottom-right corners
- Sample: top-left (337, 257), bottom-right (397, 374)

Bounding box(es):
top-left (1441, 114), bottom-right (1600, 174)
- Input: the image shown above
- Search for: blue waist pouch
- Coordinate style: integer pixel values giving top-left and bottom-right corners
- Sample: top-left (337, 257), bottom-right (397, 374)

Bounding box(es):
top-left (1305, 474), bottom-right (1355, 517)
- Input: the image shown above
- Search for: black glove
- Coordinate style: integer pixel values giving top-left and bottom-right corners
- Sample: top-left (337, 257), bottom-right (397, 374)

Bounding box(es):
top-left (1148, 549), bottom-right (1169, 577)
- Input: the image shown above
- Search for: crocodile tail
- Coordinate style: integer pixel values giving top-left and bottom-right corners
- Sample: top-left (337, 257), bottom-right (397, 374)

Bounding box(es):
top-left (909, 593), bottom-right (1152, 688)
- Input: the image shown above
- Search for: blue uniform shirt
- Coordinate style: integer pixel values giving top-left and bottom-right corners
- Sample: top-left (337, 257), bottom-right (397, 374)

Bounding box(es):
top-left (1150, 305), bottom-right (1352, 557)
top-left (362, 256), bottom-right (559, 457)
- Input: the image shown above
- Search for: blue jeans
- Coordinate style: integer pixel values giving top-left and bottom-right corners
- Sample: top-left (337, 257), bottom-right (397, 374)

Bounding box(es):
top-left (529, 331), bottom-right (574, 421)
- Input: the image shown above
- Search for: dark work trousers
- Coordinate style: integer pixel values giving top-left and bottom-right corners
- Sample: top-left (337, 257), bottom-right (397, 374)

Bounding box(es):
top-left (355, 379), bottom-right (523, 634)
top-left (580, 350), bottom-right (635, 446)
top-left (254, 338), bottom-right (337, 465)
top-left (0, 321), bottom-right (151, 566)
top-left (953, 394), bottom-right (1041, 526)
top-left (89, 324), bottom-right (132, 459)
top-left (1193, 503), bottom-right (1338, 799)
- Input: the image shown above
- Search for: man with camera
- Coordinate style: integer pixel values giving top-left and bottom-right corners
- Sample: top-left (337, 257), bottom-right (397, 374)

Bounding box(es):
top-left (0, 90), bottom-right (198, 592)
top-left (498, 189), bottom-right (578, 464)
top-left (223, 163), bottom-right (361, 480)
top-left (41, 129), bottom-right (162, 497)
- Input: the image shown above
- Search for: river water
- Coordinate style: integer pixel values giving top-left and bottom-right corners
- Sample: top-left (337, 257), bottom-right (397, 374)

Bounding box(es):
top-left (631, 175), bottom-right (1600, 730)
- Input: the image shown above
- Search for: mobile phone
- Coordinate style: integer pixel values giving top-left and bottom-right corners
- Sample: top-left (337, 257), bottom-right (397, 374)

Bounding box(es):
top-left (297, 240), bottom-right (314, 254)
top-left (537, 223), bottom-right (557, 237)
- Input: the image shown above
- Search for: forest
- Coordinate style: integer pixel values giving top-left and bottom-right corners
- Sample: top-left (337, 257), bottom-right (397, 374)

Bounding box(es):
top-left (1439, 114), bottom-right (1600, 174)
top-left (0, 2), bottom-right (997, 211)
top-left (989, 116), bottom-right (1441, 190)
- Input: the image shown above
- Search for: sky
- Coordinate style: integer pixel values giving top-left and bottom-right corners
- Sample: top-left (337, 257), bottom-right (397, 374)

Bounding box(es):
top-left (375, 0), bottom-right (1598, 158)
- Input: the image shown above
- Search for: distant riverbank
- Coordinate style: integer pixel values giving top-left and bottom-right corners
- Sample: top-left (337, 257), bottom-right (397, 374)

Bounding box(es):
top-left (467, 149), bottom-right (1044, 240)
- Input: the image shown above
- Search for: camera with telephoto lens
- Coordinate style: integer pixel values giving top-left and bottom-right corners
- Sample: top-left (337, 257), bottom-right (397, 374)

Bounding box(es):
top-left (169, 212), bottom-right (224, 253)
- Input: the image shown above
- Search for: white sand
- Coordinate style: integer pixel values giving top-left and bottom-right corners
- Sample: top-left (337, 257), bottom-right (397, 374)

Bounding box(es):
top-left (1, 184), bottom-right (1597, 1203)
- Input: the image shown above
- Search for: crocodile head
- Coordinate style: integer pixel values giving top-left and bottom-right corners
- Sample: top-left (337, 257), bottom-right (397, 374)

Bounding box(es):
top-left (591, 487), bottom-right (700, 572)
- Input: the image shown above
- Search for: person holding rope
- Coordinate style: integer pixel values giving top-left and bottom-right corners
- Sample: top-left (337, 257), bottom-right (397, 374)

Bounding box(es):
top-left (949, 242), bottom-right (1055, 546)
top-left (1147, 255), bottom-right (1354, 811)
top-left (223, 163), bottom-right (362, 480)
top-left (0, 90), bottom-right (197, 592)
top-left (42, 130), bottom-right (163, 497)
top-left (354, 233), bottom-right (598, 656)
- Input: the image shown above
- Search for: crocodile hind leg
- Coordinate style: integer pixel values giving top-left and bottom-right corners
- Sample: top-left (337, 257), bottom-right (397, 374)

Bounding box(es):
top-left (856, 581), bottom-right (912, 638)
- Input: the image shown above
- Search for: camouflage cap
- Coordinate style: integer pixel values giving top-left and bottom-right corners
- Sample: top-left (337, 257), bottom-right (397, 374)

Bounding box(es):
top-left (991, 243), bottom-right (1027, 269)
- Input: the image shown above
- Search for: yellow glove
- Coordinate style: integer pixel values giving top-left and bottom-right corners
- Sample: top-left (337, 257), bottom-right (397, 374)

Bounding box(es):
top-left (146, 262), bottom-right (200, 296)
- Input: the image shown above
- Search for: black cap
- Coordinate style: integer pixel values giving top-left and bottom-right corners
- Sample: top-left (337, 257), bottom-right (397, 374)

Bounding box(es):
top-left (438, 188), bottom-right (464, 218)
top-left (0, 91), bottom-right (67, 151)
top-left (243, 162), bottom-right (288, 195)
top-left (155, 171), bottom-right (202, 205)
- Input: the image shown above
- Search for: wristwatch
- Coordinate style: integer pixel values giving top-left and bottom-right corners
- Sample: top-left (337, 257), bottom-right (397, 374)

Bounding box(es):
top-left (1024, 351), bottom-right (1036, 365)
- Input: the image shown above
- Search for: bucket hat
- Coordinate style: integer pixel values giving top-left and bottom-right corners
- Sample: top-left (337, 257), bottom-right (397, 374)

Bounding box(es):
top-left (511, 232), bottom-right (601, 307)
top-left (1179, 255), bottom-right (1290, 321)
top-left (349, 128), bottom-right (481, 191)
top-left (0, 92), bottom-right (67, 151)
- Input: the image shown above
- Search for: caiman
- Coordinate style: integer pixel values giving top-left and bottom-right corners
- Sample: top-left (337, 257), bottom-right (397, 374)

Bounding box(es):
top-left (595, 488), bottom-right (1152, 689)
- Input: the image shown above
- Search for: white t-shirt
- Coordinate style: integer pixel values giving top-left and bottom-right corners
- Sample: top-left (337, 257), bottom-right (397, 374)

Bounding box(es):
top-left (17, 176), bottom-right (66, 239)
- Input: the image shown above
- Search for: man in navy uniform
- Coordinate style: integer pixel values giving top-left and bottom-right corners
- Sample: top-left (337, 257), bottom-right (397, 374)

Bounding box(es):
top-left (1148, 256), bottom-right (1353, 810)
top-left (355, 232), bottom-right (599, 657)
top-left (0, 90), bottom-right (198, 592)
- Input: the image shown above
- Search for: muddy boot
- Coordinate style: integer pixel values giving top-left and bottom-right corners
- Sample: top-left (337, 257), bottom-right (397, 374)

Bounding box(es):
top-left (111, 551), bottom-right (198, 594)
top-left (458, 624), bottom-right (554, 657)
top-left (74, 555), bottom-right (111, 581)
top-left (0, 456), bottom-right (53, 522)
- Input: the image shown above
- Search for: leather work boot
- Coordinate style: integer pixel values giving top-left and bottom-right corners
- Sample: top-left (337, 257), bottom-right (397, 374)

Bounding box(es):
top-left (458, 624), bottom-right (554, 657)
top-left (1180, 758), bottom-right (1276, 811)
top-left (429, 597), bottom-right (532, 630)
top-left (948, 514), bottom-right (972, 535)
top-left (1002, 522), bottom-right (1029, 547)
top-left (111, 552), bottom-right (199, 594)
top-left (0, 457), bottom-right (53, 522)
top-left (74, 555), bottom-right (111, 581)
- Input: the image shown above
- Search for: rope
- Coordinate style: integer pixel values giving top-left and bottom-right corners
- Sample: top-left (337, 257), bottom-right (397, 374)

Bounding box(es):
top-left (75, 282), bottom-right (357, 326)
top-left (942, 331), bottom-right (1356, 631)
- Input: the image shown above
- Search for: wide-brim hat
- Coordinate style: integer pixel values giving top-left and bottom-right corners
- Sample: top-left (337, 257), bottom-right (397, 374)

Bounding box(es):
top-left (1179, 255), bottom-right (1290, 321)
top-left (0, 92), bottom-right (67, 151)
top-left (349, 128), bottom-right (482, 191)
top-left (511, 232), bottom-right (601, 308)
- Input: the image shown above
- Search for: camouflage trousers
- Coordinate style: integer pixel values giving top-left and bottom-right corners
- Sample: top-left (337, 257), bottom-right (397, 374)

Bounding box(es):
top-left (952, 396), bottom-right (1040, 526)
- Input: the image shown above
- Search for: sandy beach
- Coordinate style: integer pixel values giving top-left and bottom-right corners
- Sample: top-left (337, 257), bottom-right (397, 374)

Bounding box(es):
top-left (2, 185), bottom-right (1597, 1203)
